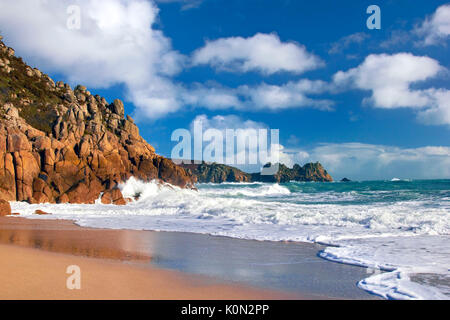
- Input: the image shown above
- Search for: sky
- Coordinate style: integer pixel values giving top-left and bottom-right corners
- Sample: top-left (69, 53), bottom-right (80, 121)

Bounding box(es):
top-left (0, 0), bottom-right (449, 180)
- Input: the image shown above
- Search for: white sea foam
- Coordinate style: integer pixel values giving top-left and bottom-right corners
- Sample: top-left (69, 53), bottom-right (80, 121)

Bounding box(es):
top-left (10, 178), bottom-right (450, 300)
top-left (202, 183), bottom-right (291, 197)
top-left (391, 178), bottom-right (412, 182)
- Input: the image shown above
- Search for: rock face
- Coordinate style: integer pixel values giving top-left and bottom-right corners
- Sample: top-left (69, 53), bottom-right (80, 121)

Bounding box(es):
top-left (180, 161), bottom-right (252, 183)
top-left (0, 199), bottom-right (11, 216)
top-left (101, 188), bottom-right (127, 205)
top-left (251, 162), bottom-right (333, 183)
top-left (181, 161), bottom-right (333, 183)
top-left (0, 37), bottom-right (194, 204)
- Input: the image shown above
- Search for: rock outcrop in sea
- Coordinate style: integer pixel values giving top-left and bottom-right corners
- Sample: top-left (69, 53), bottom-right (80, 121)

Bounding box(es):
top-left (0, 37), bottom-right (194, 205)
top-left (251, 162), bottom-right (333, 183)
top-left (180, 161), bottom-right (333, 183)
top-left (180, 161), bottom-right (252, 183)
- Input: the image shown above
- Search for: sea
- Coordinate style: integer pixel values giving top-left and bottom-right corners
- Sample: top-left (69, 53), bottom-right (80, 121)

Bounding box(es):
top-left (11, 178), bottom-right (450, 300)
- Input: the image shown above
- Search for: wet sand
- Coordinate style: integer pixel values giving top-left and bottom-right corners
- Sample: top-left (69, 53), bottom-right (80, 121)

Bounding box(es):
top-left (0, 217), bottom-right (311, 300)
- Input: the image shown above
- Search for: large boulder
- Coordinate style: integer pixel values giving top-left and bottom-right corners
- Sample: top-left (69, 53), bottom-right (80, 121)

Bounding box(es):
top-left (111, 99), bottom-right (124, 116)
top-left (101, 188), bottom-right (126, 205)
top-left (0, 199), bottom-right (11, 216)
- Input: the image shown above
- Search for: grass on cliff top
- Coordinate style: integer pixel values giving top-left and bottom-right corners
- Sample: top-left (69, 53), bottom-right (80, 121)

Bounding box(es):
top-left (0, 50), bottom-right (63, 134)
top-left (0, 40), bottom-right (126, 139)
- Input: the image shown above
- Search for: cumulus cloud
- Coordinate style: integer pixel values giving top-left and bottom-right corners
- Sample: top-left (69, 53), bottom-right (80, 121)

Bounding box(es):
top-left (334, 53), bottom-right (450, 125)
top-left (0, 2), bottom-right (331, 118)
top-left (0, 0), bottom-right (185, 119)
top-left (186, 114), bottom-right (302, 174)
top-left (187, 114), bottom-right (276, 171)
top-left (415, 4), bottom-right (450, 45)
top-left (286, 143), bottom-right (450, 180)
top-left (417, 89), bottom-right (450, 126)
top-left (192, 33), bottom-right (323, 75)
top-left (334, 53), bottom-right (443, 108)
top-left (182, 79), bottom-right (333, 111)
top-left (182, 84), bottom-right (243, 110)
top-left (239, 80), bottom-right (333, 111)
top-left (183, 115), bottom-right (450, 179)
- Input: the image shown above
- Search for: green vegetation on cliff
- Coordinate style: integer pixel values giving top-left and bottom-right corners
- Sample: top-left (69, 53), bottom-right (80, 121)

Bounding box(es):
top-left (0, 37), bottom-right (193, 204)
top-left (180, 161), bottom-right (251, 183)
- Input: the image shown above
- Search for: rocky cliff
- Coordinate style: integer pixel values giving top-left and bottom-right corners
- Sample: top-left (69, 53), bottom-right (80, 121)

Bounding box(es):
top-left (251, 162), bottom-right (333, 183)
top-left (180, 161), bottom-right (252, 183)
top-left (0, 37), bottom-right (194, 204)
top-left (180, 161), bottom-right (333, 183)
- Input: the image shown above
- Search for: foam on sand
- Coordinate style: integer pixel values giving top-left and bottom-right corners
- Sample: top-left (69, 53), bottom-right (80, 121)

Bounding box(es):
top-left (11, 178), bottom-right (450, 300)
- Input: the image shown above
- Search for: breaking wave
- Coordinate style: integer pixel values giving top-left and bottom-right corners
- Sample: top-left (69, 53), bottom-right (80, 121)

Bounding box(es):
top-left (11, 178), bottom-right (450, 300)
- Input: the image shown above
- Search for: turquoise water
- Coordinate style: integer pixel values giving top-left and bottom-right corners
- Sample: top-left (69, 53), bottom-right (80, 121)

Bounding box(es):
top-left (198, 179), bottom-right (450, 205)
top-left (12, 178), bottom-right (450, 299)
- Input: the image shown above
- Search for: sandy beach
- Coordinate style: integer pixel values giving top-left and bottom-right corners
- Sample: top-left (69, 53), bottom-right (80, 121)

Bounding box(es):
top-left (0, 217), bottom-right (312, 300)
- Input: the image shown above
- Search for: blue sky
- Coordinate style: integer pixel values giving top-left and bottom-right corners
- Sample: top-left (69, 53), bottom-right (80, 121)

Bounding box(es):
top-left (0, 0), bottom-right (449, 180)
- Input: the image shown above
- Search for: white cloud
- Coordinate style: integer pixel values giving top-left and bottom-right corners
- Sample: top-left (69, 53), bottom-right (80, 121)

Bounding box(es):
top-left (0, 0), bottom-right (185, 119)
top-left (415, 4), bottom-right (450, 45)
top-left (334, 53), bottom-right (450, 125)
top-left (186, 116), bottom-right (450, 180)
top-left (417, 89), bottom-right (450, 126)
top-left (192, 33), bottom-right (323, 75)
top-left (334, 53), bottom-right (443, 108)
top-left (380, 30), bottom-right (412, 48)
top-left (188, 114), bottom-right (270, 170)
top-left (286, 143), bottom-right (450, 180)
top-left (190, 114), bottom-right (267, 132)
top-left (329, 32), bottom-right (369, 55)
top-left (155, 0), bottom-right (204, 10)
top-left (182, 84), bottom-right (243, 110)
top-left (182, 79), bottom-right (333, 111)
top-left (239, 80), bottom-right (333, 111)
top-left (188, 115), bottom-right (301, 173)
top-left (0, 2), bottom-right (330, 118)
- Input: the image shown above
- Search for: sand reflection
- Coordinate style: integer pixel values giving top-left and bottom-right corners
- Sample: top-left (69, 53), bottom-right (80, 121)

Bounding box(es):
top-left (0, 217), bottom-right (151, 261)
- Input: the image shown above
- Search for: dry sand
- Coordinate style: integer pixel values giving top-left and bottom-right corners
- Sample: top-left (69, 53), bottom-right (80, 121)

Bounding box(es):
top-left (0, 217), bottom-right (308, 300)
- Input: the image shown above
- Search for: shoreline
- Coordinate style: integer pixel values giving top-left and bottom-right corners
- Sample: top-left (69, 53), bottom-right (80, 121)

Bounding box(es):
top-left (0, 217), bottom-right (324, 300)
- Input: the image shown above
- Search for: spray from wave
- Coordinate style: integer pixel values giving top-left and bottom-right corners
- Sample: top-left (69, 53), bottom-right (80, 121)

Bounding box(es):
top-left (11, 178), bottom-right (450, 300)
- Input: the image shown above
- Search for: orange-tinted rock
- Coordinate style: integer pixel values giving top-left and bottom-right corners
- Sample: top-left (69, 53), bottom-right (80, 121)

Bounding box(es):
top-left (0, 36), bottom-right (194, 205)
top-left (7, 133), bottom-right (31, 152)
top-left (34, 209), bottom-right (50, 215)
top-left (65, 180), bottom-right (102, 204)
top-left (13, 151), bottom-right (41, 201)
top-left (57, 193), bottom-right (69, 204)
top-left (33, 136), bottom-right (52, 150)
top-left (101, 188), bottom-right (126, 206)
top-left (114, 197), bottom-right (127, 206)
top-left (0, 199), bottom-right (11, 216)
top-left (32, 192), bottom-right (49, 204)
top-left (0, 152), bottom-right (16, 201)
top-left (33, 177), bottom-right (47, 193)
